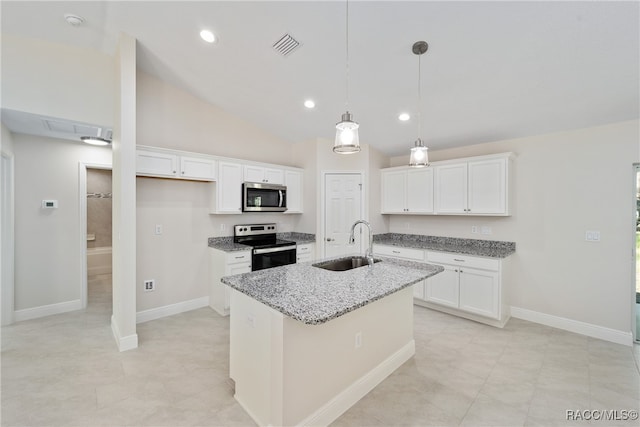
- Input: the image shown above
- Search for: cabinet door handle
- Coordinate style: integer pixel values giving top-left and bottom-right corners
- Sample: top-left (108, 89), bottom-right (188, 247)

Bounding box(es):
top-left (326, 238), bottom-right (335, 242)
top-left (392, 250), bottom-right (400, 254)
top-left (460, 269), bottom-right (464, 273)
top-left (234, 256), bottom-right (245, 259)
top-left (454, 269), bottom-right (459, 273)
top-left (453, 259), bottom-right (465, 262)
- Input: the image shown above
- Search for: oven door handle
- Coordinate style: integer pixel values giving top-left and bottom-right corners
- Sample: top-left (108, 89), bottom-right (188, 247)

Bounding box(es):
top-left (253, 245), bottom-right (297, 255)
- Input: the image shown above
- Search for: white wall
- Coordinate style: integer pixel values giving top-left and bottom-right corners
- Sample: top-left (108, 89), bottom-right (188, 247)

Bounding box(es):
top-left (388, 120), bottom-right (640, 335)
top-left (137, 71), bottom-right (295, 165)
top-left (1, 34), bottom-right (114, 126)
top-left (135, 71), bottom-right (304, 313)
top-left (12, 134), bottom-right (111, 311)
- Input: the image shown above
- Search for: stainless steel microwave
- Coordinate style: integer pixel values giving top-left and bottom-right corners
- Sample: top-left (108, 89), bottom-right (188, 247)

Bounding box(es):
top-left (242, 182), bottom-right (287, 212)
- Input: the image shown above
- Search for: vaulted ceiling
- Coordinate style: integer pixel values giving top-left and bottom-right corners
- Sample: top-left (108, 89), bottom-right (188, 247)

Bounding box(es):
top-left (2, 1), bottom-right (638, 156)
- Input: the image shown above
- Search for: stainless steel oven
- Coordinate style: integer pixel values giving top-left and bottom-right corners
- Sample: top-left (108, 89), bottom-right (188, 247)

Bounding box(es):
top-left (234, 223), bottom-right (296, 271)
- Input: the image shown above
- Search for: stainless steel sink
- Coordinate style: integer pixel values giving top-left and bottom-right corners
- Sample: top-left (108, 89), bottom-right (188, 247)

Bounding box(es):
top-left (313, 256), bottom-right (381, 271)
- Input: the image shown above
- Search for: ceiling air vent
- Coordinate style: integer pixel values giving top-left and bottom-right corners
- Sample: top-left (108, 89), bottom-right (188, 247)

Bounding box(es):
top-left (273, 33), bottom-right (301, 57)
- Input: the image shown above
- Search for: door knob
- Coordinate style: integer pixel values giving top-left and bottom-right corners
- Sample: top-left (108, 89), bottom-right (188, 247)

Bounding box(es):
top-left (326, 238), bottom-right (335, 242)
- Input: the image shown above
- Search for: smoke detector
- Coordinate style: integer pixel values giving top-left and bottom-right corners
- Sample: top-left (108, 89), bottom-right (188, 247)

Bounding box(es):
top-left (64, 14), bottom-right (85, 27)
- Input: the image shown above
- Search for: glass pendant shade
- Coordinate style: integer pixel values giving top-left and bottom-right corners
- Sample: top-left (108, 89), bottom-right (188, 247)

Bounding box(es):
top-left (333, 111), bottom-right (361, 154)
top-left (408, 139), bottom-right (429, 167)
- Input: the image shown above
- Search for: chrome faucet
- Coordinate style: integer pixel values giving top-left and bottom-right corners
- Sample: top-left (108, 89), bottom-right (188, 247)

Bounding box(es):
top-left (348, 220), bottom-right (375, 267)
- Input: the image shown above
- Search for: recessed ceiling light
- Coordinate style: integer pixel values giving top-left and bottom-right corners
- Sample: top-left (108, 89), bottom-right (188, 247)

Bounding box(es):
top-left (304, 100), bottom-right (315, 109)
top-left (200, 29), bottom-right (216, 44)
top-left (398, 113), bottom-right (411, 121)
top-left (64, 14), bottom-right (85, 27)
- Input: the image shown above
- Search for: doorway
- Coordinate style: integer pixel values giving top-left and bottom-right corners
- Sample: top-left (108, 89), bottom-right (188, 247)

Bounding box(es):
top-left (635, 165), bottom-right (639, 342)
top-left (322, 172), bottom-right (364, 259)
top-left (86, 168), bottom-right (113, 313)
top-left (1, 153), bottom-right (14, 325)
top-left (79, 162), bottom-right (112, 311)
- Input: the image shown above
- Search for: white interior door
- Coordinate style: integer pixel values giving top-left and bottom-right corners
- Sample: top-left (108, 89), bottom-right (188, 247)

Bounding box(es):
top-left (324, 173), bottom-right (362, 258)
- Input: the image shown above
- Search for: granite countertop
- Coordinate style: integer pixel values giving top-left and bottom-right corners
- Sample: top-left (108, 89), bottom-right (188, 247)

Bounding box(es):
top-left (373, 233), bottom-right (515, 258)
top-left (221, 254), bottom-right (443, 325)
top-left (208, 233), bottom-right (316, 252)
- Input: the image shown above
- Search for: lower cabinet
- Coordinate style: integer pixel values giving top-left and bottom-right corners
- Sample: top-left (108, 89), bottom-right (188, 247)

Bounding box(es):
top-left (423, 251), bottom-right (507, 326)
top-left (374, 244), bottom-right (511, 327)
top-left (210, 249), bottom-right (251, 316)
top-left (296, 243), bottom-right (315, 263)
top-left (372, 244), bottom-right (426, 298)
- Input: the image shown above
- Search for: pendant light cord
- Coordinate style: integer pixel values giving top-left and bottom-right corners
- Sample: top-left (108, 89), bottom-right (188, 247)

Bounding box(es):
top-left (345, 0), bottom-right (350, 112)
top-left (417, 50), bottom-right (422, 142)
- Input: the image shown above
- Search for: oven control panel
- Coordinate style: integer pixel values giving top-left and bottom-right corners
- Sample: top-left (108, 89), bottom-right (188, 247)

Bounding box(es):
top-left (234, 223), bottom-right (277, 237)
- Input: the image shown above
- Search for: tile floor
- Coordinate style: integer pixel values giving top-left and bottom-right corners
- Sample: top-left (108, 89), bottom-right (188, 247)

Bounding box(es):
top-left (1, 274), bottom-right (639, 426)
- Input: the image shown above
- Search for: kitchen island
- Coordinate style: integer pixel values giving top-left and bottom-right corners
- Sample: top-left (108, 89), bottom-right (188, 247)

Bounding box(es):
top-left (221, 255), bottom-right (443, 426)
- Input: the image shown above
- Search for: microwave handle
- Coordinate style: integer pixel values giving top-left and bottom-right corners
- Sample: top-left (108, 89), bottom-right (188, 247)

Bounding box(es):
top-left (278, 190), bottom-right (283, 208)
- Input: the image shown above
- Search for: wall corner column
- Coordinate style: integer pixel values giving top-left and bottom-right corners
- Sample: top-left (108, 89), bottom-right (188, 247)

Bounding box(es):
top-left (111, 32), bottom-right (138, 351)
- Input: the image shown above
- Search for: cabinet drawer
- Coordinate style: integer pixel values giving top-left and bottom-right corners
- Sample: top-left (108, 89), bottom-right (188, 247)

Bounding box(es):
top-left (374, 245), bottom-right (425, 261)
top-left (297, 244), bottom-right (313, 254)
top-left (226, 251), bottom-right (251, 264)
top-left (427, 251), bottom-right (499, 271)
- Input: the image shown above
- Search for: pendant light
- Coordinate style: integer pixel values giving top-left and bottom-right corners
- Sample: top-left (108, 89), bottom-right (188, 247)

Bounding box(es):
top-left (408, 41), bottom-right (429, 167)
top-left (333, 0), bottom-right (360, 154)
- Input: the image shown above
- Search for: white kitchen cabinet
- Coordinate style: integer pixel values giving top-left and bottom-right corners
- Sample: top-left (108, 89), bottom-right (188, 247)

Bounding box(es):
top-left (373, 244), bottom-right (426, 299)
top-left (210, 161), bottom-right (243, 214)
top-left (423, 251), bottom-right (506, 325)
top-left (136, 147), bottom-right (216, 181)
top-left (296, 243), bottom-right (315, 263)
top-left (210, 249), bottom-right (251, 316)
top-left (434, 155), bottom-right (510, 215)
top-left (244, 165), bottom-right (284, 184)
top-left (284, 169), bottom-right (303, 213)
top-left (381, 167), bottom-right (434, 214)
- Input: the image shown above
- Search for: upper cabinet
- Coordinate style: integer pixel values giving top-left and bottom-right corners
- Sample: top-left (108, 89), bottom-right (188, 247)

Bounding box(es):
top-left (210, 161), bottom-right (243, 214)
top-left (243, 165), bottom-right (284, 184)
top-left (381, 167), bottom-right (434, 214)
top-left (136, 147), bottom-right (216, 181)
top-left (381, 153), bottom-right (512, 216)
top-left (284, 170), bottom-right (303, 214)
top-left (435, 155), bottom-right (510, 215)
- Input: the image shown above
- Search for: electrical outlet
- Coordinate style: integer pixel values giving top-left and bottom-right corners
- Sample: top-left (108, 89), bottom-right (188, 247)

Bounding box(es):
top-left (405, 222), bottom-right (410, 229)
top-left (471, 226), bottom-right (478, 234)
top-left (155, 224), bottom-right (163, 235)
top-left (585, 230), bottom-right (601, 242)
top-left (220, 223), bottom-right (226, 232)
top-left (355, 332), bottom-right (362, 349)
top-left (481, 226), bottom-right (492, 235)
top-left (144, 279), bottom-right (155, 292)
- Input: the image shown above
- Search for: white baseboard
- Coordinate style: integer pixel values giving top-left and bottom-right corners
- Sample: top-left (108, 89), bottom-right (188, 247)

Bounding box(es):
top-left (14, 299), bottom-right (81, 322)
top-left (510, 306), bottom-right (633, 347)
top-left (136, 296), bottom-right (210, 324)
top-left (298, 340), bottom-right (416, 427)
top-left (111, 315), bottom-right (138, 352)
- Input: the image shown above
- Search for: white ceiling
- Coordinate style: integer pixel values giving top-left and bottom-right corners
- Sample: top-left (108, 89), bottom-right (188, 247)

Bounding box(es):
top-left (1, 1), bottom-right (638, 157)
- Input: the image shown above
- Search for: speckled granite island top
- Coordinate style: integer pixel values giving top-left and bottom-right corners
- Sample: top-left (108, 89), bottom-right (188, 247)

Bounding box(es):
top-left (374, 233), bottom-right (515, 258)
top-left (221, 255), bottom-right (443, 325)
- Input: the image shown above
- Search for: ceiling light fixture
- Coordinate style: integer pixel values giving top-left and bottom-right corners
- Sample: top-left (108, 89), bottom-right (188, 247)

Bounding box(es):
top-left (64, 14), bottom-right (85, 27)
top-left (408, 41), bottom-right (430, 168)
top-left (81, 128), bottom-right (111, 146)
top-left (200, 29), bottom-right (216, 43)
top-left (81, 136), bottom-right (111, 146)
top-left (333, 0), bottom-right (360, 154)
top-left (398, 113), bottom-right (410, 121)
top-left (304, 100), bottom-right (316, 109)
